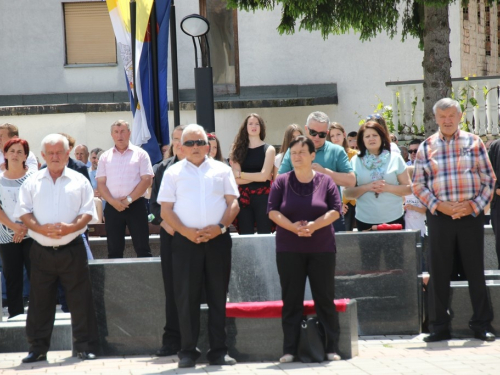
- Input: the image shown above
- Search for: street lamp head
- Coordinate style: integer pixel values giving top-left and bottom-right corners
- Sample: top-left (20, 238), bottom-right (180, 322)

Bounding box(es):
top-left (180, 14), bottom-right (210, 37)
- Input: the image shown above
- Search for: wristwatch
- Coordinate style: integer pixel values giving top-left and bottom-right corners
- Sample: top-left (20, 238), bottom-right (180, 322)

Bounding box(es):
top-left (218, 223), bottom-right (227, 234)
top-left (126, 196), bottom-right (133, 204)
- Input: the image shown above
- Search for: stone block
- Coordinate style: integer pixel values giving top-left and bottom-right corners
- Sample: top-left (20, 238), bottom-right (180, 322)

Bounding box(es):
top-left (449, 280), bottom-right (500, 338)
top-left (0, 313), bottom-right (72, 353)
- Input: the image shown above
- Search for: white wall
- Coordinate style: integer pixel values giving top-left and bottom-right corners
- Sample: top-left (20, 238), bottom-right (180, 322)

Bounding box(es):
top-left (0, 0), bottom-right (125, 95)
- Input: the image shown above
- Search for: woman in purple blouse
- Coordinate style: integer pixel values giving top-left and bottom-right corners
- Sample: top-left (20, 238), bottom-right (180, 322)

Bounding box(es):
top-left (267, 136), bottom-right (342, 363)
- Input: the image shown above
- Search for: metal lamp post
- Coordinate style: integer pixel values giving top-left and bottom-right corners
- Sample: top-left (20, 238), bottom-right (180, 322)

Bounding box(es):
top-left (180, 14), bottom-right (215, 133)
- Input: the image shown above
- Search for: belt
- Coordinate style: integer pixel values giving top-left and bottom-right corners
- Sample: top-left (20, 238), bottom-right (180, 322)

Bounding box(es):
top-left (37, 236), bottom-right (83, 250)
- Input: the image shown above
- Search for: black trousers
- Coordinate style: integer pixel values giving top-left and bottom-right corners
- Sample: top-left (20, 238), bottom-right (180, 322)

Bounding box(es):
top-left (0, 238), bottom-right (33, 318)
top-left (276, 251), bottom-right (339, 355)
top-left (27, 238), bottom-right (99, 354)
top-left (490, 204), bottom-right (500, 269)
top-left (237, 193), bottom-right (273, 234)
top-left (426, 211), bottom-right (493, 333)
top-left (171, 231), bottom-right (232, 362)
top-left (159, 228), bottom-right (180, 350)
top-left (343, 203), bottom-right (356, 231)
top-left (104, 197), bottom-right (152, 258)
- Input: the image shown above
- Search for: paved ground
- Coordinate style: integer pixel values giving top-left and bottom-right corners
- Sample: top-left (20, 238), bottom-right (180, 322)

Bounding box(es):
top-left (2, 335), bottom-right (500, 374)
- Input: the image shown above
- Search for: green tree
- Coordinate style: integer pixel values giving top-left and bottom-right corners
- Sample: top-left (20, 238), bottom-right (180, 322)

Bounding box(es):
top-left (226, 0), bottom-right (491, 137)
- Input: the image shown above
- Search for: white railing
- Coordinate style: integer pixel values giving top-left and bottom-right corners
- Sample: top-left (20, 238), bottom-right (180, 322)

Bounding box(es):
top-left (385, 76), bottom-right (500, 138)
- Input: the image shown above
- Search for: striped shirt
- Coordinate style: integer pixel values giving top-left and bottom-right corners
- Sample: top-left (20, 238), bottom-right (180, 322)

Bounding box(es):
top-left (0, 171), bottom-right (33, 244)
top-left (412, 130), bottom-right (495, 216)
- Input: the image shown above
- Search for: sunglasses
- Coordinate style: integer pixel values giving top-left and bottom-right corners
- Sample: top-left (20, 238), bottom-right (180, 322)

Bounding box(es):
top-left (183, 139), bottom-right (207, 147)
top-left (408, 149), bottom-right (418, 154)
top-left (308, 129), bottom-right (328, 138)
top-left (366, 114), bottom-right (382, 120)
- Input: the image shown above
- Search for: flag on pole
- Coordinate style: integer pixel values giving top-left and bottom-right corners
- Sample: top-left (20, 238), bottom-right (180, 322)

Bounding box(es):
top-left (106, 0), bottom-right (170, 164)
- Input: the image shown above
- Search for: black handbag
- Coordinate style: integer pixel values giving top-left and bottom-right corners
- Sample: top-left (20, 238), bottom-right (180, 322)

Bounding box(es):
top-left (297, 316), bottom-right (326, 363)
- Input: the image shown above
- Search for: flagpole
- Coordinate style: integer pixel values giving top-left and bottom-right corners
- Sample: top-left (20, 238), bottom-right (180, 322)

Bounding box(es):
top-left (150, 1), bottom-right (161, 144)
top-left (170, 0), bottom-right (180, 127)
top-left (130, 0), bottom-right (138, 108)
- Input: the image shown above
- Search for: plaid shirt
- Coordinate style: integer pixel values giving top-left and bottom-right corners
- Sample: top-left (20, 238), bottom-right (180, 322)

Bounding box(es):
top-left (412, 129), bottom-right (495, 216)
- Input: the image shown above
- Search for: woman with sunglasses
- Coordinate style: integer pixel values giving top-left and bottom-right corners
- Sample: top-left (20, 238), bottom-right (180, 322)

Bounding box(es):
top-left (327, 122), bottom-right (358, 231)
top-left (207, 133), bottom-right (225, 163)
top-left (273, 124), bottom-right (303, 180)
top-left (230, 114), bottom-right (275, 234)
top-left (344, 122), bottom-right (411, 231)
top-left (0, 138), bottom-right (34, 318)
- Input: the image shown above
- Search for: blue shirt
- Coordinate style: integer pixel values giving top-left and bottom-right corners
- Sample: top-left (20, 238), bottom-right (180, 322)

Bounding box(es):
top-left (278, 141), bottom-right (353, 175)
top-left (351, 152), bottom-right (407, 224)
top-left (89, 168), bottom-right (97, 190)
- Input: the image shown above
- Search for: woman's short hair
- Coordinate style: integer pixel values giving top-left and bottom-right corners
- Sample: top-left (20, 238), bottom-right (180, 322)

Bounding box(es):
top-left (4, 138), bottom-right (29, 170)
top-left (357, 121), bottom-right (391, 157)
top-left (289, 136), bottom-right (315, 154)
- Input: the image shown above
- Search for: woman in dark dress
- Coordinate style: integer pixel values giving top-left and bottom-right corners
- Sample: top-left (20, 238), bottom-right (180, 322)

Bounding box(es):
top-left (268, 136), bottom-right (342, 363)
top-left (230, 113), bottom-right (275, 234)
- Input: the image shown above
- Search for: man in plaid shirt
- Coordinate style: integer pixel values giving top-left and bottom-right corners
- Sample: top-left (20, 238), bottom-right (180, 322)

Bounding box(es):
top-left (413, 98), bottom-right (496, 343)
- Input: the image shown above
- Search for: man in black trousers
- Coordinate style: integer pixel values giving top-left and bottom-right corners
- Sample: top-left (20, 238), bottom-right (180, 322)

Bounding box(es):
top-left (158, 125), bottom-right (240, 368)
top-left (150, 124), bottom-right (185, 357)
top-left (413, 98), bottom-right (495, 342)
top-left (488, 138), bottom-right (500, 269)
top-left (14, 134), bottom-right (99, 363)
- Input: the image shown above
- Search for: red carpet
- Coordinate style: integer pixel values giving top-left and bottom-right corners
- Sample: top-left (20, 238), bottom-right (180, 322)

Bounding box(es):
top-left (226, 299), bottom-right (349, 318)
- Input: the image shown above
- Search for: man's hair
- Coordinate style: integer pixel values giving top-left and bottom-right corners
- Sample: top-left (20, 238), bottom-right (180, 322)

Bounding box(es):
top-left (41, 134), bottom-right (69, 153)
top-left (306, 111), bottom-right (330, 127)
top-left (181, 124), bottom-right (208, 143)
top-left (433, 98), bottom-right (461, 115)
top-left (59, 133), bottom-right (76, 149)
top-left (171, 124), bottom-right (187, 138)
top-left (91, 147), bottom-right (103, 155)
top-left (0, 123), bottom-right (19, 138)
top-left (111, 120), bottom-right (130, 131)
top-left (347, 131), bottom-right (358, 138)
top-left (409, 139), bottom-right (422, 146)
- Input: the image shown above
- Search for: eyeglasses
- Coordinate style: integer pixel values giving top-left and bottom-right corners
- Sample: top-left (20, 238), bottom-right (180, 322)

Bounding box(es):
top-left (308, 129), bottom-right (328, 138)
top-left (183, 139), bottom-right (207, 147)
top-left (408, 149), bottom-right (418, 154)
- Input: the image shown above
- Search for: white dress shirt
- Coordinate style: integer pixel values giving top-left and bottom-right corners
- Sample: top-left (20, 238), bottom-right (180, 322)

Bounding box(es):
top-left (14, 167), bottom-right (98, 246)
top-left (157, 157), bottom-right (239, 229)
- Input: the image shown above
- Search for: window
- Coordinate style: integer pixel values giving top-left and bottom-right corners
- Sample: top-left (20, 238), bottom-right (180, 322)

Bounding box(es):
top-left (64, 2), bottom-right (117, 65)
top-left (200, 0), bottom-right (239, 95)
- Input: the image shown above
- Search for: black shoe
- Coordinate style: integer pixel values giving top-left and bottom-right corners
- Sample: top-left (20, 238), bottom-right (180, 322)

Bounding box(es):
top-left (474, 330), bottom-right (496, 342)
top-left (178, 357), bottom-right (196, 368)
top-left (424, 331), bottom-right (451, 342)
top-left (156, 345), bottom-right (179, 357)
top-left (77, 352), bottom-right (96, 360)
top-left (209, 355), bottom-right (237, 366)
top-left (22, 352), bottom-right (47, 363)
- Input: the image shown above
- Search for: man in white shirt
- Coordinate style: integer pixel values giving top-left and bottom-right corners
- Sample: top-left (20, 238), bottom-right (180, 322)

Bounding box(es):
top-left (14, 134), bottom-right (99, 363)
top-left (0, 123), bottom-right (38, 172)
top-left (158, 124), bottom-right (240, 368)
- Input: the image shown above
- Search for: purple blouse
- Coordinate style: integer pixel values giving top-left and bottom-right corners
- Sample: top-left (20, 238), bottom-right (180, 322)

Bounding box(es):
top-left (267, 171), bottom-right (342, 253)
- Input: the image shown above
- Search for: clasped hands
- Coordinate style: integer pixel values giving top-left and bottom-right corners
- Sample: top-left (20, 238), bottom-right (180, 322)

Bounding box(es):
top-left (292, 220), bottom-right (316, 237)
top-left (112, 196), bottom-right (131, 212)
top-left (367, 180), bottom-right (388, 196)
top-left (437, 201), bottom-right (474, 220)
top-left (12, 223), bottom-right (28, 243)
top-left (39, 222), bottom-right (72, 239)
top-left (184, 225), bottom-right (222, 244)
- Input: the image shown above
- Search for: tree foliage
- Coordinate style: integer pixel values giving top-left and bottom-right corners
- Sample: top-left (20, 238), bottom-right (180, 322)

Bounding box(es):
top-left (226, 1), bottom-right (493, 45)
